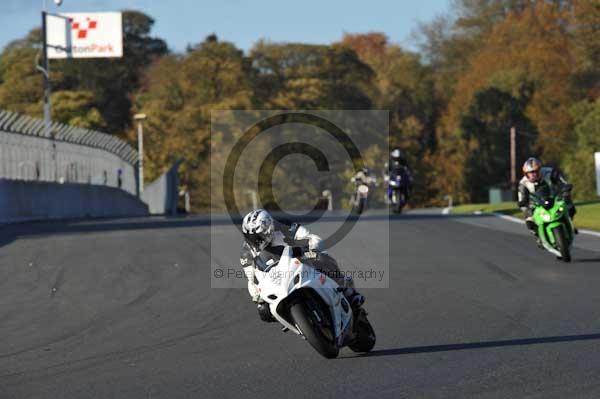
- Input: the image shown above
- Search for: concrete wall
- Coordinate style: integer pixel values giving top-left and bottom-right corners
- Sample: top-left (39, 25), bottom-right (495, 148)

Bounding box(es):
top-left (0, 179), bottom-right (148, 224)
top-left (0, 131), bottom-right (138, 196)
top-left (141, 161), bottom-right (181, 215)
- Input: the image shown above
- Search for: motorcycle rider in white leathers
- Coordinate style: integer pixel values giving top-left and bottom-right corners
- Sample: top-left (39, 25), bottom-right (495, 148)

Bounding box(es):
top-left (240, 209), bottom-right (364, 322)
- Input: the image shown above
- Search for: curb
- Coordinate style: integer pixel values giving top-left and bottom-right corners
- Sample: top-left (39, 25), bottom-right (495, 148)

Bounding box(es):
top-left (490, 213), bottom-right (600, 238)
top-left (441, 209), bottom-right (600, 238)
top-left (491, 212), bottom-right (600, 237)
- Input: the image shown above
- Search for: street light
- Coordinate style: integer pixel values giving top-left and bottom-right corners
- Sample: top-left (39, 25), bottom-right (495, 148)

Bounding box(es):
top-left (38, 0), bottom-right (64, 182)
top-left (134, 113), bottom-right (147, 195)
top-left (39, 0), bottom-right (62, 137)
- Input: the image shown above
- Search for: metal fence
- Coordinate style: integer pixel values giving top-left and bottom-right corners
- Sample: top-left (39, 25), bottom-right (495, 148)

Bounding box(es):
top-left (0, 110), bottom-right (138, 195)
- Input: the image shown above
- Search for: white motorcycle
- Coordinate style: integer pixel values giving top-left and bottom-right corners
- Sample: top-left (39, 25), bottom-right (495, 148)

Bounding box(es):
top-left (254, 246), bottom-right (376, 358)
top-left (353, 183), bottom-right (370, 215)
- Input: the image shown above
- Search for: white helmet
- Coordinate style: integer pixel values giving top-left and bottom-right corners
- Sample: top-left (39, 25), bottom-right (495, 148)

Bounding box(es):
top-left (391, 148), bottom-right (402, 160)
top-left (242, 209), bottom-right (274, 251)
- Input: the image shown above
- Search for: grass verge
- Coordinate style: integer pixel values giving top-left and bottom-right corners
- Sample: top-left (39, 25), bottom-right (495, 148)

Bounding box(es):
top-left (449, 200), bottom-right (600, 232)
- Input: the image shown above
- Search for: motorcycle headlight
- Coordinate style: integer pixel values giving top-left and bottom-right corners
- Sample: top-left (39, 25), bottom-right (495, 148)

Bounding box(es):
top-left (358, 185), bottom-right (369, 194)
top-left (542, 213), bottom-right (551, 222)
top-left (558, 207), bottom-right (564, 212)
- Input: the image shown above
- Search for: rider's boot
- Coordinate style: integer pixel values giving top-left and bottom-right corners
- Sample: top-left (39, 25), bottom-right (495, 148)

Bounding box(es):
top-left (526, 219), bottom-right (543, 249)
top-left (341, 276), bottom-right (365, 309)
top-left (530, 231), bottom-right (543, 249)
top-left (346, 289), bottom-right (365, 308)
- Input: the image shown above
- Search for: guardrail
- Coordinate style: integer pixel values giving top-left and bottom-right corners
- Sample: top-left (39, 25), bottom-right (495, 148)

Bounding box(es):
top-left (0, 110), bottom-right (138, 195)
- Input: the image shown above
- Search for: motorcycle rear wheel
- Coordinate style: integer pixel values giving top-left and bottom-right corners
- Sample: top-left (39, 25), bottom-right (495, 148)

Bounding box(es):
top-left (349, 309), bottom-right (376, 353)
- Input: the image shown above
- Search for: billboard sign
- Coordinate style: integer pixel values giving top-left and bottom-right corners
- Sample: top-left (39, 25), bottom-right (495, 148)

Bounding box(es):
top-left (595, 152), bottom-right (600, 196)
top-left (46, 12), bottom-right (123, 59)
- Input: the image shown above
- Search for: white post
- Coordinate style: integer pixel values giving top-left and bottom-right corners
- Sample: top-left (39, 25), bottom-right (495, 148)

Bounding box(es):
top-left (444, 194), bottom-right (453, 209)
top-left (185, 191), bottom-right (191, 213)
top-left (246, 190), bottom-right (258, 210)
top-left (137, 121), bottom-right (144, 192)
top-left (595, 152), bottom-right (600, 197)
top-left (134, 114), bottom-right (147, 194)
top-left (322, 190), bottom-right (333, 211)
top-left (510, 126), bottom-right (516, 199)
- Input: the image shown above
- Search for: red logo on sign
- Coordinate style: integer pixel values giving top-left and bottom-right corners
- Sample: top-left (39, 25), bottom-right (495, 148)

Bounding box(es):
top-left (69, 17), bottom-right (98, 39)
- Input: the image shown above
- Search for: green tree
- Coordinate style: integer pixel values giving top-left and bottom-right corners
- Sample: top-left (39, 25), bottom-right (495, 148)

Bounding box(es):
top-left (134, 35), bottom-right (254, 210)
top-left (432, 2), bottom-right (576, 203)
top-left (51, 90), bottom-right (106, 130)
top-left (572, 0), bottom-right (600, 97)
top-left (339, 33), bottom-right (440, 205)
top-left (563, 99), bottom-right (600, 200)
top-left (460, 87), bottom-right (535, 202)
top-left (0, 47), bottom-right (44, 116)
top-left (55, 10), bottom-right (168, 133)
top-left (250, 41), bottom-right (373, 109)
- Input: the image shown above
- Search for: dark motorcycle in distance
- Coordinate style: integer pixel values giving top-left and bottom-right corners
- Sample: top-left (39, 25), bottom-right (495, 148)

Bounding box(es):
top-left (387, 170), bottom-right (409, 214)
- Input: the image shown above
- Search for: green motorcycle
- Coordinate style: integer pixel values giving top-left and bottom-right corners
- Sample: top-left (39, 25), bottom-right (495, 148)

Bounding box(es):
top-left (530, 185), bottom-right (575, 262)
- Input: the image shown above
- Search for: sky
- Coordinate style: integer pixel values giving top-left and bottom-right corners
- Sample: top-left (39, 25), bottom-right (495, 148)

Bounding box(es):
top-left (0, 0), bottom-right (451, 53)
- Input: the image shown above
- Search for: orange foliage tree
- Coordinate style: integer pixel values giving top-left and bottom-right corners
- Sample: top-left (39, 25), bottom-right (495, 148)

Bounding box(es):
top-left (435, 2), bottom-right (578, 202)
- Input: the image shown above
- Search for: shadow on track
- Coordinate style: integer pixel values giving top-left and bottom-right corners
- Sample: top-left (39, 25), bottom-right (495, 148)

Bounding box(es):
top-left (574, 258), bottom-right (600, 264)
top-left (0, 216), bottom-right (210, 249)
top-left (352, 332), bottom-right (600, 358)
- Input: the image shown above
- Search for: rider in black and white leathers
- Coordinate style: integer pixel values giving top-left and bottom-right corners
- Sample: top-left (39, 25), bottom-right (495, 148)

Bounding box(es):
top-left (240, 220), bottom-right (322, 302)
top-left (240, 209), bottom-right (364, 322)
top-left (384, 148), bottom-right (413, 200)
top-left (517, 157), bottom-right (576, 236)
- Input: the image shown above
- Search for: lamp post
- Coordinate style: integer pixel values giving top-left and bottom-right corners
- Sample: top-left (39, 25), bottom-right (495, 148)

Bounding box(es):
top-left (39, 0), bottom-right (64, 182)
top-left (39, 0), bottom-right (62, 137)
top-left (134, 113), bottom-right (147, 194)
top-left (42, 2), bottom-right (50, 137)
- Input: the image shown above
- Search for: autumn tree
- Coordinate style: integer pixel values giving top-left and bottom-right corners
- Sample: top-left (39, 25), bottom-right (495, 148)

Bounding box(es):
top-left (461, 87), bottom-right (536, 201)
top-left (339, 33), bottom-right (440, 204)
top-left (250, 41), bottom-right (374, 110)
top-left (563, 99), bottom-right (600, 200)
top-left (134, 35), bottom-right (254, 210)
top-left (433, 2), bottom-right (577, 202)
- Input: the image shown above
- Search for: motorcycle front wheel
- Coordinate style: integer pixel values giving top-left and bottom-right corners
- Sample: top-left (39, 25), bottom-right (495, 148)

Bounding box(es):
top-left (357, 197), bottom-right (366, 214)
top-left (392, 192), bottom-right (403, 214)
top-left (290, 302), bottom-right (339, 359)
top-left (553, 226), bottom-right (571, 263)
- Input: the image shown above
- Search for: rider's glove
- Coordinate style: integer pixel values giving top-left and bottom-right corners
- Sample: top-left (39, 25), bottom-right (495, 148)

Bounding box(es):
top-left (303, 251), bottom-right (318, 259)
top-left (257, 302), bottom-right (275, 322)
top-left (251, 292), bottom-right (261, 303)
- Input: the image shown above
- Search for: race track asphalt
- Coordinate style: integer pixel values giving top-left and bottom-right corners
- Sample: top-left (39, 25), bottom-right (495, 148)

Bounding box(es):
top-left (1, 210), bottom-right (600, 399)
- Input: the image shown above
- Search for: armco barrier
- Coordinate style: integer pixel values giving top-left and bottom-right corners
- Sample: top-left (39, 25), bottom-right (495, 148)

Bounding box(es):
top-left (0, 110), bottom-right (138, 196)
top-left (0, 179), bottom-right (149, 224)
top-left (0, 110), bottom-right (181, 222)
